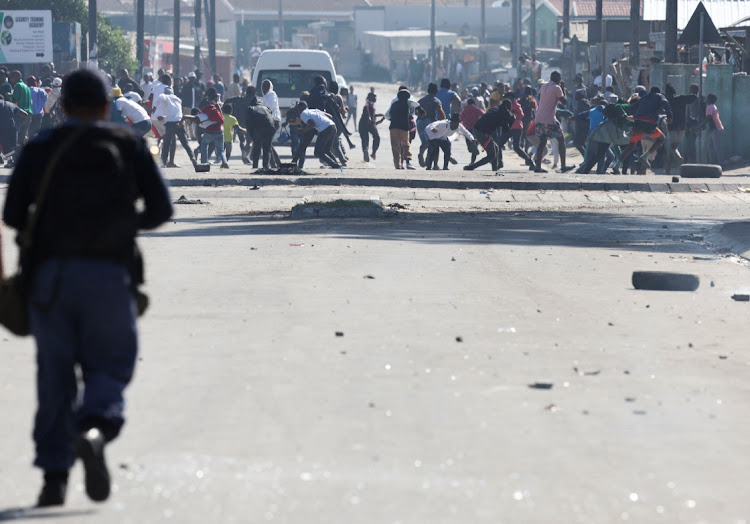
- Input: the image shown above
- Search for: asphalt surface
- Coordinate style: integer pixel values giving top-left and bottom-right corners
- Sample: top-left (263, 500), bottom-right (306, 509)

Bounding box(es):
top-left (1, 82), bottom-right (749, 523)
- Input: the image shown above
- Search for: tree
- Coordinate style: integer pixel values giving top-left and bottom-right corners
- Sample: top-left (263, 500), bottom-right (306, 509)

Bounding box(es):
top-left (0, 0), bottom-right (86, 25)
top-left (97, 14), bottom-right (138, 73)
top-left (0, 0), bottom-right (136, 73)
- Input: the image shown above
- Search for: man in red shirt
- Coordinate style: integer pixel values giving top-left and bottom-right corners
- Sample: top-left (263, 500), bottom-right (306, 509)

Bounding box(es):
top-left (460, 98), bottom-right (485, 164)
top-left (198, 88), bottom-right (228, 168)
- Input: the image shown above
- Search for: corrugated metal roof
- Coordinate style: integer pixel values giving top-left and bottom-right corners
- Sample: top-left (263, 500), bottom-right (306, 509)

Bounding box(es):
top-left (644, 0), bottom-right (750, 28)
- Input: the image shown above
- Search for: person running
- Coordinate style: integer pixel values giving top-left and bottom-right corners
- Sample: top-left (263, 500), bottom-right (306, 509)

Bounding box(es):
top-left (459, 98), bottom-right (484, 164)
top-left (702, 93), bottom-right (724, 166)
top-left (246, 95), bottom-right (278, 169)
top-left (436, 78), bottom-right (461, 119)
top-left (2, 68), bottom-right (172, 508)
top-left (152, 76), bottom-right (198, 168)
top-left (663, 83), bottom-right (697, 175)
top-left (295, 100), bottom-right (341, 168)
top-left (614, 86), bottom-right (672, 173)
top-left (416, 83), bottom-right (446, 167)
top-left (495, 93), bottom-right (535, 168)
top-left (195, 88), bottom-right (227, 168)
top-left (534, 71), bottom-right (574, 173)
top-left (221, 104), bottom-right (247, 161)
top-left (386, 88), bottom-right (415, 170)
top-left (358, 92), bottom-right (384, 162)
top-left (112, 87), bottom-right (152, 137)
top-left (464, 100), bottom-right (515, 172)
top-left (425, 113), bottom-right (475, 171)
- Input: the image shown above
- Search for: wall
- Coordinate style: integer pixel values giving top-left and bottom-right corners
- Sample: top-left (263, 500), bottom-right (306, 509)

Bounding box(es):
top-left (732, 75), bottom-right (750, 158)
top-left (704, 65), bottom-right (734, 160)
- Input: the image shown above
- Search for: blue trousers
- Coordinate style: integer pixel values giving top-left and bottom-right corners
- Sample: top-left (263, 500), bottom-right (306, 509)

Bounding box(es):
top-left (29, 258), bottom-right (138, 472)
top-left (200, 130), bottom-right (226, 164)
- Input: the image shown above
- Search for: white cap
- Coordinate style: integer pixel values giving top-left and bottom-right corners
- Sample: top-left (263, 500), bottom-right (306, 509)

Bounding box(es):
top-left (188, 71), bottom-right (196, 78)
top-left (51, 77), bottom-right (62, 87)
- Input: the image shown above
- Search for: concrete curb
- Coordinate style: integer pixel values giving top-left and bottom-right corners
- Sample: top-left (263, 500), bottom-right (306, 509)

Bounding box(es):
top-left (705, 221), bottom-right (750, 260)
top-left (157, 176), bottom-right (748, 193)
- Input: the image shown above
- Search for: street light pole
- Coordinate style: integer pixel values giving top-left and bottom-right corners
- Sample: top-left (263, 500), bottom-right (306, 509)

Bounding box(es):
top-left (430, 0), bottom-right (436, 78)
top-left (173, 0), bottom-right (180, 79)
top-left (88, 0), bottom-right (98, 68)
top-left (137, 0), bottom-right (145, 75)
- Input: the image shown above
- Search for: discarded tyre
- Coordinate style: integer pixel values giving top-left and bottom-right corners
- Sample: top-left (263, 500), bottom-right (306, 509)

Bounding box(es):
top-left (679, 164), bottom-right (722, 178)
top-left (632, 271), bottom-right (700, 291)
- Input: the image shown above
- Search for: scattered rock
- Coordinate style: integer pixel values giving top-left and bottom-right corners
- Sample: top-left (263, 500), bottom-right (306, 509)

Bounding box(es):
top-left (719, 355), bottom-right (728, 359)
top-left (363, 275), bottom-right (375, 279)
top-left (545, 404), bottom-right (558, 412)
top-left (174, 195), bottom-right (209, 205)
top-left (451, 257), bottom-right (456, 261)
top-left (387, 203), bottom-right (408, 210)
top-left (672, 176), bottom-right (680, 183)
top-left (249, 185), bottom-right (260, 190)
top-left (625, 397), bottom-right (636, 402)
top-left (528, 382), bottom-right (554, 390)
top-left (335, 331), bottom-right (344, 337)
top-left (455, 336), bottom-right (463, 343)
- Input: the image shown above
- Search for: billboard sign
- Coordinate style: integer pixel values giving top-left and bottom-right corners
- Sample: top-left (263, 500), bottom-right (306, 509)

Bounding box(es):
top-left (0, 10), bottom-right (53, 64)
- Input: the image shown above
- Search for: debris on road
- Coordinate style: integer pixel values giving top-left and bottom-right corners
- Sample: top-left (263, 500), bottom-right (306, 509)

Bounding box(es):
top-left (632, 271), bottom-right (700, 291)
top-left (498, 327), bottom-right (517, 333)
top-left (574, 367), bottom-right (601, 376)
top-left (672, 176), bottom-right (680, 183)
top-left (719, 355), bottom-right (728, 359)
top-left (387, 203), bottom-right (408, 210)
top-left (174, 195), bottom-right (209, 205)
top-left (528, 382), bottom-right (554, 390)
top-left (335, 331), bottom-right (344, 337)
top-left (731, 294), bottom-right (750, 301)
top-left (455, 336), bottom-right (463, 343)
top-left (363, 275), bottom-right (376, 279)
top-left (545, 404), bottom-right (558, 412)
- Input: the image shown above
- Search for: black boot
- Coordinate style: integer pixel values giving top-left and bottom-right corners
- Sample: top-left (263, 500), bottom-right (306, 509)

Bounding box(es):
top-left (77, 428), bottom-right (110, 502)
top-left (36, 471), bottom-right (68, 507)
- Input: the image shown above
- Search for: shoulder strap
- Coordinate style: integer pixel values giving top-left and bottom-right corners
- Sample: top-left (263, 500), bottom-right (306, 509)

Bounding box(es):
top-left (20, 127), bottom-right (87, 251)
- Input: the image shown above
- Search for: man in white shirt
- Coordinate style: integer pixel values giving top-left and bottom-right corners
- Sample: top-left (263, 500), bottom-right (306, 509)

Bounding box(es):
top-left (112, 88), bottom-right (151, 136)
top-left (424, 113), bottom-right (475, 170)
top-left (152, 77), bottom-right (196, 167)
top-left (294, 101), bottom-right (340, 168)
top-left (261, 79), bottom-right (281, 120)
top-left (592, 68), bottom-right (613, 89)
top-left (141, 74), bottom-right (153, 101)
top-left (150, 74), bottom-right (167, 102)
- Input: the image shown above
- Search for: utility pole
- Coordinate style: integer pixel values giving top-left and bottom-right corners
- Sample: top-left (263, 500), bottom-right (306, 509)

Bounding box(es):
top-left (278, 0), bottom-right (285, 44)
top-left (88, 0), bottom-right (98, 68)
top-left (208, 0), bottom-right (216, 73)
top-left (173, 0), bottom-right (180, 79)
top-left (430, 0), bottom-right (436, 78)
top-left (630, 0), bottom-right (640, 68)
top-left (530, 0), bottom-right (536, 55)
top-left (137, 0), bottom-right (145, 75)
top-left (480, 0), bottom-right (486, 44)
top-left (193, 0), bottom-right (201, 71)
top-left (562, 0), bottom-right (570, 41)
top-left (665, 0), bottom-right (678, 62)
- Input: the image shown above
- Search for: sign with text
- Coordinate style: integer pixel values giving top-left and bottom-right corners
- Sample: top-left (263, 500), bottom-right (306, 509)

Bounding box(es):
top-left (0, 10), bottom-right (53, 64)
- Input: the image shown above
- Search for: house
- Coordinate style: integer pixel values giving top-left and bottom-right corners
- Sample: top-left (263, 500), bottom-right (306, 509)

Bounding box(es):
top-left (523, 0), bottom-right (561, 48)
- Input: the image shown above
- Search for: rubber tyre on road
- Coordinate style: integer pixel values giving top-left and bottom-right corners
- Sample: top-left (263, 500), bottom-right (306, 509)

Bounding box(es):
top-left (632, 271), bottom-right (700, 291)
top-left (679, 164), bottom-right (722, 178)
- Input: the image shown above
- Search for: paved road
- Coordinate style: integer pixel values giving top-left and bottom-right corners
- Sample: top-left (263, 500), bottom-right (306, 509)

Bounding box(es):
top-left (1, 82), bottom-right (749, 522)
top-left (2, 182), bottom-right (749, 522)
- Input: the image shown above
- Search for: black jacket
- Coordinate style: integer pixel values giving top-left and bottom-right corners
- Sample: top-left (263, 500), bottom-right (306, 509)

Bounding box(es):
top-left (246, 100), bottom-right (276, 135)
top-left (473, 106), bottom-right (515, 135)
top-left (3, 123), bottom-right (172, 277)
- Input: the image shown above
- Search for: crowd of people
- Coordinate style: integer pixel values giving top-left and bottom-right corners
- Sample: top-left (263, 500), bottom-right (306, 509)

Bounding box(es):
top-left (0, 61), bottom-right (728, 176)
